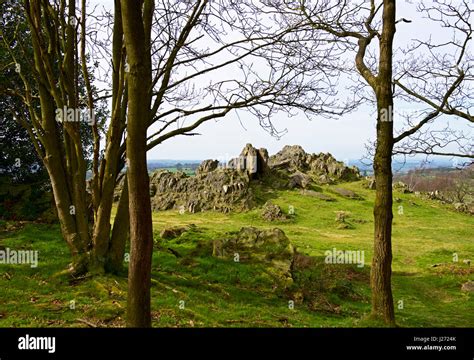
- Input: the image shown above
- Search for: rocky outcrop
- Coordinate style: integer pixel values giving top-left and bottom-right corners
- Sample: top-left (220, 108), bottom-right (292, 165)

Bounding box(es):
top-left (116, 143), bottom-right (362, 213)
top-left (269, 145), bottom-right (360, 184)
top-left (150, 168), bottom-right (253, 213)
top-left (228, 143), bottom-right (270, 177)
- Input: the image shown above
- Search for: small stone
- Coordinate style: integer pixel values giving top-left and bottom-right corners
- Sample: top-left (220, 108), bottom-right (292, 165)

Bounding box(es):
top-left (262, 201), bottom-right (288, 222)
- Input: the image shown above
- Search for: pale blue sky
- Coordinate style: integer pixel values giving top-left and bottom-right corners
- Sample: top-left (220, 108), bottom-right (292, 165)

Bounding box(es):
top-left (91, 0), bottom-right (472, 161)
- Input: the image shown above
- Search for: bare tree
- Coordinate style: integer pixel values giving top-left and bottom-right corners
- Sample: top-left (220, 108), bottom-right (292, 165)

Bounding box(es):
top-left (255, 0), bottom-right (473, 325)
top-left (0, 0), bottom-right (132, 275)
top-left (255, 0), bottom-right (397, 324)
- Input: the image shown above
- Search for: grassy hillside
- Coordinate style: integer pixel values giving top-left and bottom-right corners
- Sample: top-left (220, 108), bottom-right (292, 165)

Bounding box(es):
top-left (0, 180), bottom-right (472, 327)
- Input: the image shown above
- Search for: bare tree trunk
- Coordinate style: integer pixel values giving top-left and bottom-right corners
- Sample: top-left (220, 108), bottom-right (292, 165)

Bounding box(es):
top-left (106, 177), bottom-right (129, 273)
top-left (371, 0), bottom-right (396, 325)
top-left (121, 0), bottom-right (154, 327)
top-left (90, 0), bottom-right (126, 272)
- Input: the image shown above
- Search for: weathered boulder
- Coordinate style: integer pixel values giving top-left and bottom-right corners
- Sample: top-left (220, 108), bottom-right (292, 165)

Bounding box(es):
top-left (454, 202), bottom-right (467, 211)
top-left (362, 178), bottom-right (376, 190)
top-left (262, 201), bottom-right (288, 222)
top-left (335, 211), bottom-right (350, 223)
top-left (308, 153), bottom-right (359, 182)
top-left (288, 171), bottom-right (313, 189)
top-left (213, 227), bottom-right (295, 286)
top-left (196, 159), bottom-right (219, 175)
top-left (369, 179), bottom-right (376, 190)
top-left (334, 211), bottom-right (354, 229)
top-left (269, 145), bottom-right (309, 172)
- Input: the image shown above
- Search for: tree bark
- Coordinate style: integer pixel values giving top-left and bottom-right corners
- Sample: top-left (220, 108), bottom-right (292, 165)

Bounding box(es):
top-left (106, 177), bottom-right (129, 273)
top-left (121, 0), bottom-right (154, 327)
top-left (90, 0), bottom-right (126, 273)
top-left (371, 0), bottom-right (396, 325)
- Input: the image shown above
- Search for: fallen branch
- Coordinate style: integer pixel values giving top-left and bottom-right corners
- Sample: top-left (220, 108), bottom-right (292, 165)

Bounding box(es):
top-left (76, 318), bottom-right (98, 328)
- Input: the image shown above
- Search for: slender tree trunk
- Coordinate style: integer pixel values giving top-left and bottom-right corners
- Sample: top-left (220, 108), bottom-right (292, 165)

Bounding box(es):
top-left (106, 177), bottom-right (129, 273)
top-left (121, 0), bottom-right (154, 327)
top-left (90, 0), bottom-right (126, 272)
top-left (372, 104), bottom-right (395, 324)
top-left (370, 0), bottom-right (396, 325)
top-left (90, 136), bottom-right (124, 271)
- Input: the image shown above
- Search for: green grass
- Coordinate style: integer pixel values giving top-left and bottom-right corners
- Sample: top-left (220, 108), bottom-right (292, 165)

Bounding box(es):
top-left (0, 180), bottom-right (472, 327)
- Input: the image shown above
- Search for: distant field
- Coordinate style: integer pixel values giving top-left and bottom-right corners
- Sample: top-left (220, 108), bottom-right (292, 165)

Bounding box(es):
top-left (0, 180), bottom-right (472, 327)
top-left (160, 167), bottom-right (196, 176)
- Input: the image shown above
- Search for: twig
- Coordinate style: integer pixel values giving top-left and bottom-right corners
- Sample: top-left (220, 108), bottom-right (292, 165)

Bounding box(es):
top-left (76, 318), bottom-right (98, 328)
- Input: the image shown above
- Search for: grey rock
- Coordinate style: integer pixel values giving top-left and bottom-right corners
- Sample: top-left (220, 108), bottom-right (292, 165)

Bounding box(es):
top-left (196, 159), bottom-right (219, 175)
top-left (150, 168), bottom-right (253, 213)
top-left (269, 145), bottom-right (360, 185)
top-left (288, 171), bottom-right (312, 189)
top-left (262, 201), bottom-right (288, 222)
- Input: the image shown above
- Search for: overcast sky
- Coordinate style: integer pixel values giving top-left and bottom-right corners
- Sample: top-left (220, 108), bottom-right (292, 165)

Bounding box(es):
top-left (91, 0), bottom-right (472, 161)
